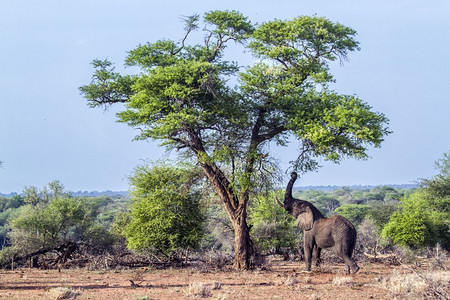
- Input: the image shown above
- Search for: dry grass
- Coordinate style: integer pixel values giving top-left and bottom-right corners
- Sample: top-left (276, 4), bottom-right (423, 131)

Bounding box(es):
top-left (185, 282), bottom-right (222, 298)
top-left (332, 276), bottom-right (354, 286)
top-left (2, 259), bottom-right (447, 300)
top-left (379, 270), bottom-right (450, 299)
top-left (284, 275), bottom-right (299, 286)
top-left (185, 282), bottom-right (212, 298)
top-left (307, 293), bottom-right (320, 300)
top-left (47, 287), bottom-right (82, 300)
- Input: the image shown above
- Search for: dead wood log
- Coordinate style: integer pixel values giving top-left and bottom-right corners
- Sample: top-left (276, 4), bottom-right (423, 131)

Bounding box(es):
top-left (1, 241), bottom-right (79, 269)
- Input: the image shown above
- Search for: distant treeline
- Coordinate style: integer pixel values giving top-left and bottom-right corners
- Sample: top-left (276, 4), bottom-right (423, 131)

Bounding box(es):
top-left (0, 184), bottom-right (417, 198)
top-left (0, 190), bottom-right (128, 198)
top-left (294, 183), bottom-right (418, 192)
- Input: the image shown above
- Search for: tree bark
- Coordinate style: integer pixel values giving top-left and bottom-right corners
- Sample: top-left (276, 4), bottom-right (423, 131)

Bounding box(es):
top-left (231, 206), bottom-right (251, 270)
top-left (200, 162), bottom-right (252, 270)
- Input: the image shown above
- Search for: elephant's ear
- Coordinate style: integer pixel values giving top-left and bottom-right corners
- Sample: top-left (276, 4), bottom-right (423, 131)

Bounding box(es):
top-left (297, 207), bottom-right (314, 231)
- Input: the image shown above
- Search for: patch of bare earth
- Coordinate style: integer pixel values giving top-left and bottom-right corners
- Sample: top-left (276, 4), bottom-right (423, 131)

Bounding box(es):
top-left (0, 259), bottom-right (447, 299)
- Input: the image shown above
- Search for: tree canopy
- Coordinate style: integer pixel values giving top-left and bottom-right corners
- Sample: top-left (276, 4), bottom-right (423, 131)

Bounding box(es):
top-left (80, 11), bottom-right (390, 269)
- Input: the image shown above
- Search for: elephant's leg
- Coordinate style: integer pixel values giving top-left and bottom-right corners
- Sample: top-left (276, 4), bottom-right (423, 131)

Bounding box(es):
top-left (337, 252), bottom-right (359, 274)
top-left (347, 257), bottom-right (359, 274)
top-left (303, 238), bottom-right (313, 271)
top-left (312, 246), bottom-right (322, 267)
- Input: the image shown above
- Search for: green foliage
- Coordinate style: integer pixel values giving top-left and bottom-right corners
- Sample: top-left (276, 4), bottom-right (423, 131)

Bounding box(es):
top-left (434, 150), bottom-right (450, 176)
top-left (0, 246), bottom-right (15, 265)
top-left (335, 204), bottom-right (371, 226)
top-left (124, 163), bottom-right (205, 256)
top-left (382, 152), bottom-right (450, 249)
top-left (79, 59), bottom-right (135, 108)
top-left (332, 187), bottom-right (355, 204)
top-left (110, 210), bottom-right (132, 240)
top-left (249, 16), bottom-right (359, 63)
top-left (23, 186), bottom-right (42, 206)
top-left (371, 186), bottom-right (401, 201)
top-left (0, 196), bottom-right (24, 211)
top-left (248, 191), bottom-right (299, 253)
top-left (4, 182), bottom-right (115, 257)
top-left (0, 205), bottom-right (25, 248)
top-left (201, 197), bottom-right (233, 251)
top-left (381, 191), bottom-right (431, 248)
top-left (9, 196), bottom-right (110, 254)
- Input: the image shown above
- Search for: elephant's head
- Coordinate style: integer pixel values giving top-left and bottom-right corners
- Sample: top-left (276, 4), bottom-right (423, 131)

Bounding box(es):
top-left (276, 171), bottom-right (323, 231)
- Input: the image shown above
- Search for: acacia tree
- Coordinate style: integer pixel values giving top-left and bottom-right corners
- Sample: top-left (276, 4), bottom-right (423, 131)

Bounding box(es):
top-left (80, 11), bottom-right (390, 269)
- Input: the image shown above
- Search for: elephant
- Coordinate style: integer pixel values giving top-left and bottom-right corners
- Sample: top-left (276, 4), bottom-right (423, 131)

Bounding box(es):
top-left (277, 172), bottom-right (359, 274)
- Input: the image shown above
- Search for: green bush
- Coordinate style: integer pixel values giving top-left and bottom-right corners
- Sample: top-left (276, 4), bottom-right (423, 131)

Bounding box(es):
top-left (123, 163), bottom-right (205, 257)
top-left (381, 192), bottom-right (431, 248)
top-left (366, 201), bottom-right (398, 230)
top-left (248, 191), bottom-right (300, 254)
top-left (3, 182), bottom-right (116, 258)
top-left (9, 196), bottom-right (114, 254)
top-left (382, 152), bottom-right (450, 249)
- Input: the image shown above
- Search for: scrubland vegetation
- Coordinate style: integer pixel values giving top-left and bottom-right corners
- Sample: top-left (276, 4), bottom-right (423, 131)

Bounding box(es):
top-left (0, 152), bottom-right (449, 299)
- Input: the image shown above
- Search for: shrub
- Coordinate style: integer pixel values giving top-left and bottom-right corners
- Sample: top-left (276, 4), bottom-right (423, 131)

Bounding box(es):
top-left (124, 163), bottom-right (205, 258)
top-left (3, 182), bottom-right (116, 261)
top-left (248, 191), bottom-right (300, 254)
top-left (357, 218), bottom-right (382, 256)
top-left (382, 188), bottom-right (449, 249)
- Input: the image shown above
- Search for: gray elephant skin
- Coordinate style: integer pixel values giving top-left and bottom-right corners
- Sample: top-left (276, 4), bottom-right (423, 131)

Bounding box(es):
top-left (277, 172), bottom-right (359, 274)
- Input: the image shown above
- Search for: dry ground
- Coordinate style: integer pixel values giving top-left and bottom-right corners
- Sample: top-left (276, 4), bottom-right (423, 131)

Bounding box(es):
top-left (0, 259), bottom-right (448, 299)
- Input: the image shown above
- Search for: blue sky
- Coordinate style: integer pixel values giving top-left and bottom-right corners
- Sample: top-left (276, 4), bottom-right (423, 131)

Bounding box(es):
top-left (1, 0), bottom-right (449, 193)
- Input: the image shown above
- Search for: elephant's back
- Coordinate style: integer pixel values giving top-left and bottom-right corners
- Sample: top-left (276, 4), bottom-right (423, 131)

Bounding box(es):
top-left (330, 214), bottom-right (357, 234)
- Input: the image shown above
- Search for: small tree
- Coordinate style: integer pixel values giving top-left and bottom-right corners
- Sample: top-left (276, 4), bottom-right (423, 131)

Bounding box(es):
top-left (124, 163), bottom-right (205, 258)
top-left (5, 182), bottom-right (114, 260)
top-left (382, 152), bottom-right (450, 249)
top-left (358, 218), bottom-right (382, 257)
top-left (381, 192), bottom-right (431, 248)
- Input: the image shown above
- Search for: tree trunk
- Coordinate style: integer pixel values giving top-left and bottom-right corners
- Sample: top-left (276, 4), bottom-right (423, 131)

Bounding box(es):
top-left (190, 133), bottom-right (253, 270)
top-left (231, 207), bottom-right (251, 270)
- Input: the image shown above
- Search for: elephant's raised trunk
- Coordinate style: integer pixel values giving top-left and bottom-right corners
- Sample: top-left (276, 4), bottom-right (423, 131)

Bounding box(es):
top-left (284, 172), bottom-right (298, 201)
